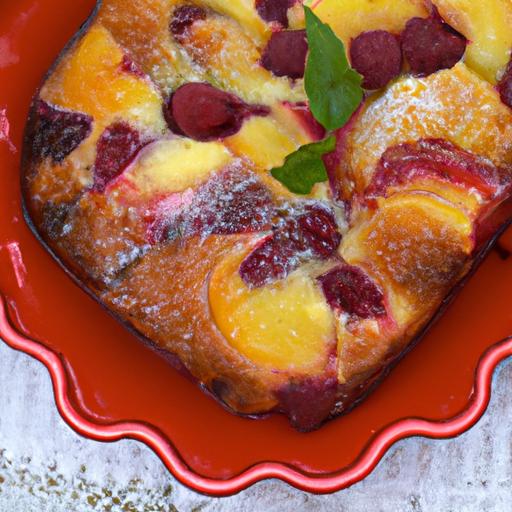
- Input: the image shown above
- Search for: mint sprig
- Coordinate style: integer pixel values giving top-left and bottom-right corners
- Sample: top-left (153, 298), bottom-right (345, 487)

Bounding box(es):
top-left (270, 7), bottom-right (363, 195)
top-left (304, 6), bottom-right (363, 131)
top-left (271, 136), bottom-right (336, 195)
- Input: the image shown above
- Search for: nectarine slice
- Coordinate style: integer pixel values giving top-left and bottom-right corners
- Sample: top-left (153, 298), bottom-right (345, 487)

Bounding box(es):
top-left (210, 249), bottom-right (336, 372)
top-left (121, 138), bottom-right (233, 198)
top-left (342, 191), bottom-right (473, 308)
top-left (344, 64), bottom-right (512, 192)
top-left (174, 8), bottom-right (305, 105)
top-left (42, 25), bottom-right (165, 133)
top-left (432, 0), bottom-right (512, 83)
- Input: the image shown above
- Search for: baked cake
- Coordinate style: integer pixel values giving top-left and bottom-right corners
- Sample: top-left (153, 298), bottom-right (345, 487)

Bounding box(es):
top-left (22, 0), bottom-right (512, 431)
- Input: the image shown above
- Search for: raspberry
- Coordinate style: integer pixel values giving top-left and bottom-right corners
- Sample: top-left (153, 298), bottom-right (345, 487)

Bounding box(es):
top-left (261, 30), bottom-right (308, 79)
top-left (255, 0), bottom-right (296, 27)
top-left (240, 205), bottom-right (341, 288)
top-left (170, 5), bottom-right (206, 41)
top-left (350, 30), bottom-right (402, 89)
top-left (402, 14), bottom-right (467, 76)
top-left (318, 265), bottom-right (386, 318)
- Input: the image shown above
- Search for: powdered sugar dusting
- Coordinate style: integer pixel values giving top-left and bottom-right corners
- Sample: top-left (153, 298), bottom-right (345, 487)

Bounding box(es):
top-left (348, 64), bottom-right (512, 189)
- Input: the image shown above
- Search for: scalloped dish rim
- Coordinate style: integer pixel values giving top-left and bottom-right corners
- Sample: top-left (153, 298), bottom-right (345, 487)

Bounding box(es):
top-left (1, 296), bottom-right (510, 496)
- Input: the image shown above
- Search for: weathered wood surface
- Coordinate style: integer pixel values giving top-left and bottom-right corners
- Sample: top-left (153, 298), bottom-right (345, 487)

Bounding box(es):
top-left (0, 341), bottom-right (510, 511)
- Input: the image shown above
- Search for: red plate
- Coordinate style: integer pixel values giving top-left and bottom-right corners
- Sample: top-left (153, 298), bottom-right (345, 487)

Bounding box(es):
top-left (1, 0), bottom-right (512, 496)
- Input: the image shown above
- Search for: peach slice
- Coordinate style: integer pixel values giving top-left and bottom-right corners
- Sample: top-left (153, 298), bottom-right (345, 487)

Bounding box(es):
top-left (224, 106), bottom-right (327, 198)
top-left (201, 0), bottom-right (270, 43)
top-left (225, 116), bottom-right (298, 169)
top-left (28, 141), bottom-right (96, 208)
top-left (312, 0), bottom-right (428, 48)
top-left (387, 177), bottom-right (481, 216)
top-left (120, 138), bottom-right (233, 199)
top-left (272, 102), bottom-right (326, 143)
top-left (335, 315), bottom-right (391, 385)
top-left (432, 0), bottom-right (512, 83)
top-left (341, 191), bottom-right (473, 311)
top-left (41, 25), bottom-right (166, 133)
top-left (363, 138), bottom-right (512, 217)
top-left (210, 248), bottom-right (336, 372)
top-left (97, 0), bottom-right (205, 92)
top-left (343, 64), bottom-right (512, 192)
top-left (224, 116), bottom-right (303, 199)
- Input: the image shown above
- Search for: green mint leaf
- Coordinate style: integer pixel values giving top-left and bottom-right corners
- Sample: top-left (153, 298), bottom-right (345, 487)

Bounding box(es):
top-left (270, 136), bottom-right (336, 195)
top-left (304, 6), bottom-right (363, 131)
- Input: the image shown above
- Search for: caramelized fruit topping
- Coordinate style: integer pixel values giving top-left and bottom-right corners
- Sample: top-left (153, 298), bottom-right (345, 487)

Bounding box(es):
top-left (318, 265), bottom-right (386, 319)
top-left (31, 100), bottom-right (92, 163)
top-left (93, 122), bottom-right (145, 192)
top-left (239, 204), bottom-right (342, 288)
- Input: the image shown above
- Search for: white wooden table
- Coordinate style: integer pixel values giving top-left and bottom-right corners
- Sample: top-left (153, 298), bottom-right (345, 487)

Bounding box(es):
top-left (0, 340), bottom-right (510, 511)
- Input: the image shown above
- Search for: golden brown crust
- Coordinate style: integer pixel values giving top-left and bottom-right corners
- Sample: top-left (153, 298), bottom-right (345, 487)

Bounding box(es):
top-left (102, 236), bottom-right (300, 414)
top-left (21, 0), bottom-right (512, 430)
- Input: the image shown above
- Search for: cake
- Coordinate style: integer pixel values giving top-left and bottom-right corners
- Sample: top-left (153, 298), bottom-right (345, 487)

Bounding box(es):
top-left (22, 0), bottom-right (512, 431)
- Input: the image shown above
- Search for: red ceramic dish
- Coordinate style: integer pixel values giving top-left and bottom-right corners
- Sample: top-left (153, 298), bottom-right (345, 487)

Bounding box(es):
top-left (1, 0), bottom-right (512, 496)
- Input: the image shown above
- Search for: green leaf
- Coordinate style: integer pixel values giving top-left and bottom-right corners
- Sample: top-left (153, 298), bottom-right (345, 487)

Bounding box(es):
top-left (304, 6), bottom-right (363, 131)
top-left (270, 136), bottom-right (336, 195)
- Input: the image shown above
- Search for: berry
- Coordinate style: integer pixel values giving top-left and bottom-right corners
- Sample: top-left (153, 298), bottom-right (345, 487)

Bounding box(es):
top-left (255, 0), bottom-right (296, 27)
top-left (93, 123), bottom-right (144, 192)
top-left (261, 30), bottom-right (308, 79)
top-left (402, 14), bottom-right (467, 76)
top-left (31, 100), bottom-right (92, 163)
top-left (350, 30), bottom-right (402, 89)
top-left (165, 83), bottom-right (269, 141)
top-left (170, 5), bottom-right (207, 41)
top-left (240, 205), bottom-right (341, 288)
top-left (318, 265), bottom-right (386, 318)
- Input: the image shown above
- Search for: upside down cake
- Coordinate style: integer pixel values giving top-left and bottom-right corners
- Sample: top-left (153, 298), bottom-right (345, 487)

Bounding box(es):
top-left (22, 0), bottom-right (512, 431)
